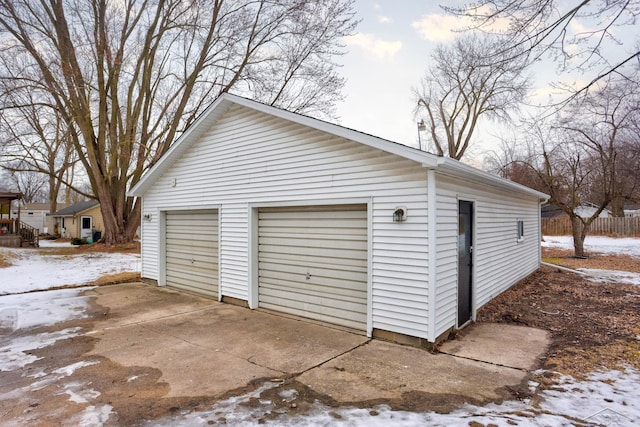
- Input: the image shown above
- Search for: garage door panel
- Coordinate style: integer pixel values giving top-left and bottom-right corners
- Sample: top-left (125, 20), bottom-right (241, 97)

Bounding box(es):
top-left (259, 244), bottom-right (365, 261)
top-left (258, 259), bottom-right (367, 282)
top-left (259, 296), bottom-right (367, 331)
top-left (166, 210), bottom-right (218, 298)
top-left (166, 232), bottom-right (218, 243)
top-left (258, 204), bottom-right (368, 331)
top-left (259, 252), bottom-right (367, 269)
top-left (259, 263), bottom-right (368, 287)
top-left (259, 277), bottom-right (367, 300)
top-left (258, 219), bottom-right (366, 230)
top-left (166, 250), bottom-right (218, 264)
top-left (259, 236), bottom-right (367, 250)
top-left (260, 289), bottom-right (367, 315)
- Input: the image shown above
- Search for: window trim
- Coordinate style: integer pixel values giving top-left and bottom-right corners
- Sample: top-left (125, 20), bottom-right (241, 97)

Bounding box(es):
top-left (516, 219), bottom-right (525, 242)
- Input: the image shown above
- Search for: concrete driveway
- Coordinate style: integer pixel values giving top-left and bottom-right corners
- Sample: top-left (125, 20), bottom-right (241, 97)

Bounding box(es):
top-left (0, 283), bottom-right (549, 425)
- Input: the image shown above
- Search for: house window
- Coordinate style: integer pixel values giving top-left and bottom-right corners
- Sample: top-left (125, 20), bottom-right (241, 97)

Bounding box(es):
top-left (517, 220), bottom-right (524, 242)
top-left (82, 217), bottom-right (91, 229)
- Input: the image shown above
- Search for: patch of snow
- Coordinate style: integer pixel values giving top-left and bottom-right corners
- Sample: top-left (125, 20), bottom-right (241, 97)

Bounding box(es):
top-left (0, 328), bottom-right (82, 371)
top-left (578, 269), bottom-right (640, 285)
top-left (0, 248), bottom-right (140, 295)
top-left (0, 288), bottom-right (94, 330)
top-left (68, 404), bottom-right (113, 426)
top-left (148, 369), bottom-right (640, 427)
top-left (542, 236), bottom-right (640, 257)
top-left (39, 240), bottom-right (74, 248)
top-left (60, 382), bottom-right (101, 404)
top-left (53, 360), bottom-right (100, 377)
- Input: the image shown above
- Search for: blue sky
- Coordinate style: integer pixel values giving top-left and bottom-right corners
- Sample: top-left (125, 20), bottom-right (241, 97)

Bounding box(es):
top-left (336, 1), bottom-right (445, 150)
top-left (335, 1), bottom-right (639, 161)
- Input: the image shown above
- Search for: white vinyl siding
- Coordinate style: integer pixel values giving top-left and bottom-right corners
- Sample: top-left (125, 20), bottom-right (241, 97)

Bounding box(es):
top-left (433, 174), bottom-right (541, 337)
top-left (165, 210), bottom-right (219, 297)
top-left (141, 104), bottom-right (430, 338)
top-left (258, 205), bottom-right (368, 330)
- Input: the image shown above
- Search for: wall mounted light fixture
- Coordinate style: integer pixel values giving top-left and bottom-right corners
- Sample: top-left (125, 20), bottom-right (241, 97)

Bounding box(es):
top-left (143, 214), bottom-right (152, 222)
top-left (393, 206), bottom-right (407, 222)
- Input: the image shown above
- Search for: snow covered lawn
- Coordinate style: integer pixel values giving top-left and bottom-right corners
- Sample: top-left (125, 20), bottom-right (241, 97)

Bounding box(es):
top-left (0, 242), bottom-right (140, 295)
top-left (542, 235), bottom-right (640, 257)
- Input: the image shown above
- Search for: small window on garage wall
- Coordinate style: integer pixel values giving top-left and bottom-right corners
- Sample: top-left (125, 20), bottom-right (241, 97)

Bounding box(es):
top-left (517, 219), bottom-right (524, 242)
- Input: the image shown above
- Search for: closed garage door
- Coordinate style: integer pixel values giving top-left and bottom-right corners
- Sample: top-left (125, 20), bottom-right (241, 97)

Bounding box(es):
top-left (166, 210), bottom-right (218, 298)
top-left (258, 204), bottom-right (368, 330)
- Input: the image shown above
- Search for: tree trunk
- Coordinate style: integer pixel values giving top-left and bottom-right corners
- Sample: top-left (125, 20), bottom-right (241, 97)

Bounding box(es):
top-left (610, 195), bottom-right (625, 217)
top-left (570, 215), bottom-right (587, 257)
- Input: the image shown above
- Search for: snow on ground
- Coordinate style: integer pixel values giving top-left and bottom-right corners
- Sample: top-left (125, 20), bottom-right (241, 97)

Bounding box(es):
top-left (0, 287), bottom-right (95, 330)
top-left (578, 268), bottom-right (640, 285)
top-left (38, 240), bottom-right (74, 248)
top-left (0, 244), bottom-right (140, 295)
top-left (542, 235), bottom-right (640, 257)
top-left (147, 368), bottom-right (640, 427)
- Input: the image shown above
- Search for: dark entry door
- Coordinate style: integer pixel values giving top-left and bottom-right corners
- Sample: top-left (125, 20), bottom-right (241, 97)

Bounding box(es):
top-left (458, 201), bottom-right (473, 327)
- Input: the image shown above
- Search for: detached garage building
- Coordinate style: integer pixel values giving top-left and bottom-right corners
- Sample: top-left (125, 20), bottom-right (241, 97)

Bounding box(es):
top-left (129, 94), bottom-right (547, 345)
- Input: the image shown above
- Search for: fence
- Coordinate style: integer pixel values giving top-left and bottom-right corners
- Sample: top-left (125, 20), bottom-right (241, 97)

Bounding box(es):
top-left (542, 216), bottom-right (640, 237)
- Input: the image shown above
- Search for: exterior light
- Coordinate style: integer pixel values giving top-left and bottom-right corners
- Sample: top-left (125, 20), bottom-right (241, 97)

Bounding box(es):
top-left (393, 206), bottom-right (407, 222)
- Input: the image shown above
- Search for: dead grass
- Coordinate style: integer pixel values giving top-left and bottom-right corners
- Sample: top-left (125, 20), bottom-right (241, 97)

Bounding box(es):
top-left (542, 246), bottom-right (640, 273)
top-left (0, 252), bottom-right (11, 268)
top-left (86, 271), bottom-right (141, 287)
top-left (478, 259), bottom-right (640, 379)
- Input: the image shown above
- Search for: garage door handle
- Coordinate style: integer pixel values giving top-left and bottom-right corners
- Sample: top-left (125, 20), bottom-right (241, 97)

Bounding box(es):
top-left (306, 272), bottom-right (311, 280)
top-left (191, 258), bottom-right (195, 264)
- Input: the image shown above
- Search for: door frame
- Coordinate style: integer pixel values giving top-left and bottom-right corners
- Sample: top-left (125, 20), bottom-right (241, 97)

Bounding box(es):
top-left (457, 200), bottom-right (475, 328)
top-left (80, 215), bottom-right (93, 239)
top-left (249, 197), bottom-right (373, 336)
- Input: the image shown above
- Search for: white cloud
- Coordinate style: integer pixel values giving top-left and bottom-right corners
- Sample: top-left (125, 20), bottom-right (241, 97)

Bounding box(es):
top-left (412, 6), bottom-right (511, 42)
top-left (344, 32), bottom-right (402, 59)
top-left (378, 15), bottom-right (391, 24)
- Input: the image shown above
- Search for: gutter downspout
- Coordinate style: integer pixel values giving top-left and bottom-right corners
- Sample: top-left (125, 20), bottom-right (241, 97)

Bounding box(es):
top-left (427, 168), bottom-right (437, 342)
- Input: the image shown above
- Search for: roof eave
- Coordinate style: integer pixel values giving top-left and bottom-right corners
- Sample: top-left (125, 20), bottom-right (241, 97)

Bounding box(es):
top-left (436, 157), bottom-right (549, 201)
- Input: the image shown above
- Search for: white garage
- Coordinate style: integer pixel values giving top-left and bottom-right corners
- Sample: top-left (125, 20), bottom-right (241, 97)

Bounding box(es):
top-left (130, 93), bottom-right (547, 346)
top-left (165, 210), bottom-right (218, 298)
top-left (258, 204), bottom-right (368, 330)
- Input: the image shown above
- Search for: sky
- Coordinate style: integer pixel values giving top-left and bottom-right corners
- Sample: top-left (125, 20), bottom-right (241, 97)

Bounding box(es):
top-left (335, 0), bottom-right (638, 163)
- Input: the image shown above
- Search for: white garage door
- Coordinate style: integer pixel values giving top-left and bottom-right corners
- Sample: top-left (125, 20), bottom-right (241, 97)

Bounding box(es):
top-left (165, 210), bottom-right (218, 298)
top-left (258, 204), bottom-right (368, 330)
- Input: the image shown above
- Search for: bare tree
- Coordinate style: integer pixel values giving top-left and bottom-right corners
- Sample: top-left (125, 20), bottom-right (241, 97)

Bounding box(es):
top-left (444, 1), bottom-right (640, 94)
top-left (494, 72), bottom-right (639, 256)
top-left (415, 34), bottom-right (530, 160)
top-left (3, 168), bottom-right (47, 203)
top-left (0, 98), bottom-right (80, 215)
top-left (0, 0), bottom-right (357, 244)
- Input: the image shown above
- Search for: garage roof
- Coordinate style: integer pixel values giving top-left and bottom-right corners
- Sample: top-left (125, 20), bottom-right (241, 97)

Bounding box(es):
top-left (129, 93), bottom-right (548, 201)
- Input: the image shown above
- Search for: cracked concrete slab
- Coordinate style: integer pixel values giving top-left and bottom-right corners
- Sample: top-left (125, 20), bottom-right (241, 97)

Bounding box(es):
top-left (439, 323), bottom-right (550, 370)
top-left (297, 339), bottom-right (527, 405)
top-left (1, 282), bottom-right (550, 424)
top-left (88, 284), bottom-right (368, 397)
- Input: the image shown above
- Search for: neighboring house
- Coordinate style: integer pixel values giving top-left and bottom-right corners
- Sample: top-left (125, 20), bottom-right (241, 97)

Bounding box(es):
top-left (542, 202), bottom-right (611, 219)
top-left (541, 204), bottom-right (564, 218)
top-left (10, 203), bottom-right (69, 234)
top-left (574, 202), bottom-right (610, 219)
top-left (624, 203), bottom-right (640, 218)
top-left (53, 200), bottom-right (104, 240)
top-left (129, 94), bottom-right (548, 347)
